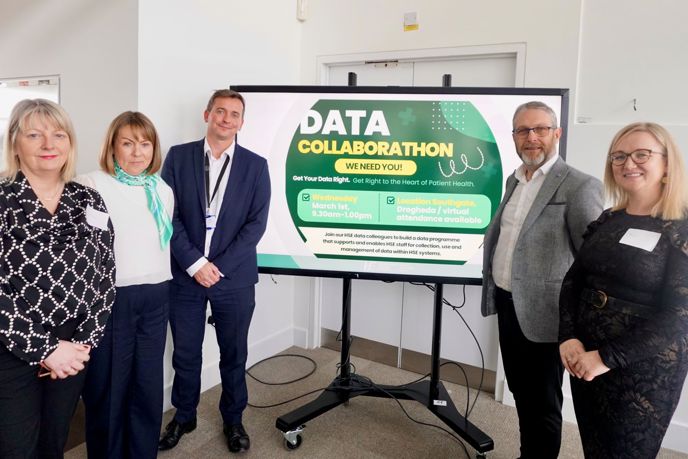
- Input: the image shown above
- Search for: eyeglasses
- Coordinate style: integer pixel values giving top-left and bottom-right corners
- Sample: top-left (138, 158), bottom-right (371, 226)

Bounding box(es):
top-left (608, 149), bottom-right (665, 166)
top-left (512, 126), bottom-right (556, 138)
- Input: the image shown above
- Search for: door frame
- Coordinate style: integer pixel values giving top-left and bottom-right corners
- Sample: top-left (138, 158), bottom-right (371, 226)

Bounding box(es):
top-left (316, 43), bottom-right (526, 87)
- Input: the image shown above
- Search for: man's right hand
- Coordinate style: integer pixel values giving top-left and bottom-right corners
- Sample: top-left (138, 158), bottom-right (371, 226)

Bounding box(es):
top-left (193, 261), bottom-right (222, 288)
top-left (42, 340), bottom-right (91, 379)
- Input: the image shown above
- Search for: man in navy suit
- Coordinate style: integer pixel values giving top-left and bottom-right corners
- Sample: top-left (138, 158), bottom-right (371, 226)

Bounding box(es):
top-left (158, 89), bottom-right (270, 453)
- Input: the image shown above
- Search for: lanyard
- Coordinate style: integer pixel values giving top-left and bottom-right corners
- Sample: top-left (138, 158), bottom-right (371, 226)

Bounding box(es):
top-left (204, 153), bottom-right (231, 210)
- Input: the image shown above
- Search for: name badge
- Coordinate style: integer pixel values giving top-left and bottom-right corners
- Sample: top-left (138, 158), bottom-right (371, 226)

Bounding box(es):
top-left (205, 212), bottom-right (217, 231)
top-left (86, 205), bottom-right (110, 230)
top-left (619, 228), bottom-right (661, 252)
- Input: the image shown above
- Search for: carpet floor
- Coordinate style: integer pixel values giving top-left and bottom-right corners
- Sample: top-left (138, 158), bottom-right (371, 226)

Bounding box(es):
top-left (66, 346), bottom-right (687, 458)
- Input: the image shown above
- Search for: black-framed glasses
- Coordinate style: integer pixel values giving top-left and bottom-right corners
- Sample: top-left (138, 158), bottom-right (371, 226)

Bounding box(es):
top-left (512, 126), bottom-right (556, 137)
top-left (608, 149), bottom-right (665, 166)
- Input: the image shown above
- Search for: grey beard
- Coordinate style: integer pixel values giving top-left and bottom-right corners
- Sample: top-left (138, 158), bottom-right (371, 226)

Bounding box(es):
top-left (520, 152), bottom-right (546, 167)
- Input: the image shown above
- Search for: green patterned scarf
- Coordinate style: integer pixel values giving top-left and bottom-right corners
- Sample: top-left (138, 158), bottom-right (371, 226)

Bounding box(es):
top-left (114, 161), bottom-right (173, 249)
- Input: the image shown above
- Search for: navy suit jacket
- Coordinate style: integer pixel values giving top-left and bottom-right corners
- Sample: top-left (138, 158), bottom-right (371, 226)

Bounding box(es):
top-left (161, 139), bottom-right (271, 291)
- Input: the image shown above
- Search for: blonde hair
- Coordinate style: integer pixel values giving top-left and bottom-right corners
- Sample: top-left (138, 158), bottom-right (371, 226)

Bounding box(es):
top-left (99, 111), bottom-right (162, 175)
top-left (2, 99), bottom-right (77, 182)
top-left (604, 122), bottom-right (688, 220)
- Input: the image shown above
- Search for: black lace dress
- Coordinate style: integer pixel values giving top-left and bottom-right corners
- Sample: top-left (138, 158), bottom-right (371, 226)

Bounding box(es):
top-left (559, 209), bottom-right (688, 459)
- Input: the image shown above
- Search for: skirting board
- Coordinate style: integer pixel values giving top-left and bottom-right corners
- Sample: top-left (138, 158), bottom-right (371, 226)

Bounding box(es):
top-left (321, 327), bottom-right (496, 392)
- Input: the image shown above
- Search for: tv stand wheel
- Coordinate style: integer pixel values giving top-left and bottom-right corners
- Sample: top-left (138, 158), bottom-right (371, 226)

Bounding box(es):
top-left (284, 434), bottom-right (302, 450)
top-left (281, 425), bottom-right (305, 451)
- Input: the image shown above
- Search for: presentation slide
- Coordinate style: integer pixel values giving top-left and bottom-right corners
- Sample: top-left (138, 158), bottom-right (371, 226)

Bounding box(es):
top-left (232, 86), bottom-right (568, 283)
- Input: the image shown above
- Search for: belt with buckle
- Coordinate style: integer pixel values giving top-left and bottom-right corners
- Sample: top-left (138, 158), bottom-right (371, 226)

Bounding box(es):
top-left (580, 288), bottom-right (654, 319)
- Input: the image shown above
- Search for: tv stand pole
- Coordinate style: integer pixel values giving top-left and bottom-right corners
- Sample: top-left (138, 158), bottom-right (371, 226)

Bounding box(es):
top-left (276, 279), bottom-right (494, 456)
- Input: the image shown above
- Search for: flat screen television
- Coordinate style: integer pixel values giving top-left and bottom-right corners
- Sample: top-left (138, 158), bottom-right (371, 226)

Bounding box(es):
top-left (232, 85), bottom-right (569, 284)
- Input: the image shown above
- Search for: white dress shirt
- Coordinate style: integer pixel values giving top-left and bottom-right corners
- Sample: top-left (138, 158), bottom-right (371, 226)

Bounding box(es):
top-left (186, 139), bottom-right (235, 277)
top-left (491, 154), bottom-right (559, 291)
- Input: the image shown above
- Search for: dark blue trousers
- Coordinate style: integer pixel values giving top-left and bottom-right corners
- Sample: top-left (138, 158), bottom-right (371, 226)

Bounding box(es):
top-left (82, 282), bottom-right (169, 459)
top-left (169, 283), bottom-right (255, 425)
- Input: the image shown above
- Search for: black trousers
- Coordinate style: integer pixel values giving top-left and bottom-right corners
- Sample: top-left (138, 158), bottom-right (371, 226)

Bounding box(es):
top-left (0, 344), bottom-right (86, 459)
top-left (496, 287), bottom-right (564, 459)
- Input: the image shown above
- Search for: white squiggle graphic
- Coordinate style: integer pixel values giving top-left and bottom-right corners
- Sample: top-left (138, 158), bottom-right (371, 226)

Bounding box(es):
top-left (438, 146), bottom-right (485, 178)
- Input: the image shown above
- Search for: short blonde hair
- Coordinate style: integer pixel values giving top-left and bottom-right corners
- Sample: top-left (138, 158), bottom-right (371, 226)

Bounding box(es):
top-left (2, 99), bottom-right (77, 182)
top-left (604, 122), bottom-right (688, 220)
top-left (99, 111), bottom-right (162, 175)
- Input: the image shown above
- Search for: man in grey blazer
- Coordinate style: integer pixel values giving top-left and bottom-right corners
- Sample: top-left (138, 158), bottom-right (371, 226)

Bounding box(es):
top-left (481, 101), bottom-right (603, 459)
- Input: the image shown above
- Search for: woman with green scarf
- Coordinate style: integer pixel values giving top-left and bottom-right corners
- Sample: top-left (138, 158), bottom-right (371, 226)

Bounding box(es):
top-left (78, 111), bottom-right (174, 459)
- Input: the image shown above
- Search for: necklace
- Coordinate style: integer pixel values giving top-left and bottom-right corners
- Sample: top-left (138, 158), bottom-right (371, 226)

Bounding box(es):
top-left (35, 183), bottom-right (64, 201)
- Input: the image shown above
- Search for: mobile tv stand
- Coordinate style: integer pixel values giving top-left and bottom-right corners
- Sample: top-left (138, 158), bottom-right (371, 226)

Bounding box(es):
top-left (275, 277), bottom-right (494, 457)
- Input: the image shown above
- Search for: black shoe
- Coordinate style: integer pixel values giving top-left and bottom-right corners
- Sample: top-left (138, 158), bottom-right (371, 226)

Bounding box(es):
top-left (223, 423), bottom-right (250, 453)
top-left (158, 418), bottom-right (197, 451)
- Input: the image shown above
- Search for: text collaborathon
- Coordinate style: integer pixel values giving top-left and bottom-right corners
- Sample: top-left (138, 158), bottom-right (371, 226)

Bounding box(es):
top-left (297, 139), bottom-right (453, 157)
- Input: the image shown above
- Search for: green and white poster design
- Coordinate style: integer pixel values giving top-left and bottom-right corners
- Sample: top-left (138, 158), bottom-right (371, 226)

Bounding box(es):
top-left (284, 99), bottom-right (502, 265)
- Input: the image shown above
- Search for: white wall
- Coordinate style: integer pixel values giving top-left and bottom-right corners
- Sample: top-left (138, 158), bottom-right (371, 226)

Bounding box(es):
top-left (136, 0), bottom-right (307, 401)
top-left (568, 1), bottom-right (688, 181)
top-left (1, 0), bottom-right (309, 416)
top-left (300, 1), bottom-right (581, 89)
top-left (138, 0), bottom-right (303, 152)
top-left (0, 0), bottom-right (139, 173)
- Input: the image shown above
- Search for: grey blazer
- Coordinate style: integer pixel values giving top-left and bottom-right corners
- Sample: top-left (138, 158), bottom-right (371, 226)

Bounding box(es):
top-left (481, 157), bottom-right (603, 343)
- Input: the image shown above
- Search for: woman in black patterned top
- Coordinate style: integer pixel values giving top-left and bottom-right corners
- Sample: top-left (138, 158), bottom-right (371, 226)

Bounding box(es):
top-left (0, 99), bottom-right (116, 458)
top-left (559, 122), bottom-right (688, 458)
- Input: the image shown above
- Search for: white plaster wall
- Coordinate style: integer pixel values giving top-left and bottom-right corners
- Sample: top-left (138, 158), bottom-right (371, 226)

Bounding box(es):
top-left (300, 0), bottom-right (581, 89)
top-left (136, 0), bottom-right (306, 405)
top-left (137, 0), bottom-right (303, 152)
top-left (568, 0), bottom-right (688, 180)
top-left (0, 0), bottom-right (139, 173)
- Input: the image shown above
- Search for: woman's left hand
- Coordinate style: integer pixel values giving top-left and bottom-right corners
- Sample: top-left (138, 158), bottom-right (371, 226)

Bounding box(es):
top-left (560, 338), bottom-right (586, 376)
top-left (570, 350), bottom-right (610, 381)
top-left (42, 341), bottom-right (91, 379)
top-left (45, 343), bottom-right (91, 379)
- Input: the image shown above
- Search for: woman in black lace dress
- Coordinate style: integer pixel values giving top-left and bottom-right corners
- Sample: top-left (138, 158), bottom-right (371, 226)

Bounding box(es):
top-left (559, 122), bottom-right (688, 458)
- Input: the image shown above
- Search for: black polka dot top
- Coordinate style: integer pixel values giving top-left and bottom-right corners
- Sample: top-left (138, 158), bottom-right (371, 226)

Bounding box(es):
top-left (0, 172), bottom-right (116, 365)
